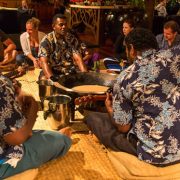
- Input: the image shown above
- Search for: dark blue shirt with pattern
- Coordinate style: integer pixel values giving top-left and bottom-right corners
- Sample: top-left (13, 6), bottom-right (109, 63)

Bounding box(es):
top-left (113, 45), bottom-right (180, 166)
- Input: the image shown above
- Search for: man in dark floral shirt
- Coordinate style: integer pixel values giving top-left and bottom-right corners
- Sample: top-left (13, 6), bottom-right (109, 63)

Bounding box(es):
top-left (86, 28), bottom-right (180, 166)
top-left (39, 13), bottom-right (87, 82)
top-left (0, 77), bottom-right (72, 179)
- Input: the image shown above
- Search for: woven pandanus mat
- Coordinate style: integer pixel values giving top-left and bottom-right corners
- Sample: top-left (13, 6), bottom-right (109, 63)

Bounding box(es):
top-left (16, 69), bottom-right (121, 180)
top-left (16, 68), bottom-right (41, 101)
top-left (35, 133), bottom-right (121, 180)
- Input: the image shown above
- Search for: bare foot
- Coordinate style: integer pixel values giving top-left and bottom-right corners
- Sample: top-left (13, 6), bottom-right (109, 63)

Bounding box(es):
top-left (59, 127), bottom-right (72, 138)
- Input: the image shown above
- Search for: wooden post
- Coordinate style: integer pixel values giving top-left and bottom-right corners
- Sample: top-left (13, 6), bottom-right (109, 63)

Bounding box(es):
top-left (144, 0), bottom-right (156, 30)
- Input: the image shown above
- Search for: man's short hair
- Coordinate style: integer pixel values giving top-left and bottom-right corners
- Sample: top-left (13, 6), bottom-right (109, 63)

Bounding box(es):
top-left (163, 20), bottom-right (180, 33)
top-left (52, 13), bottom-right (67, 25)
top-left (125, 28), bottom-right (158, 51)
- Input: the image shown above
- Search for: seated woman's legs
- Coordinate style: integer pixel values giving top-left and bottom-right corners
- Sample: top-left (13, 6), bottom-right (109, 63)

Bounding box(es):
top-left (16, 54), bottom-right (33, 66)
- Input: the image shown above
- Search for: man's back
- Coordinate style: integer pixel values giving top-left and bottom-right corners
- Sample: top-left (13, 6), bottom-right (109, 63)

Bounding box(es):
top-left (114, 45), bottom-right (180, 166)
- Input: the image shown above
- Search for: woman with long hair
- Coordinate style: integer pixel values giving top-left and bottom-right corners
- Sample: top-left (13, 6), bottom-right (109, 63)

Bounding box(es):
top-left (103, 18), bottom-right (135, 73)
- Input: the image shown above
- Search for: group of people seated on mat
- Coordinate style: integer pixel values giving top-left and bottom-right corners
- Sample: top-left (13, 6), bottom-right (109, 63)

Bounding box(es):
top-left (104, 19), bottom-right (180, 73)
top-left (0, 9), bottom-right (180, 178)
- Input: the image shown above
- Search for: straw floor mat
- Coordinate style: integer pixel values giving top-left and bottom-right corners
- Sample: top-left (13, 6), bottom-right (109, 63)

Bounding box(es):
top-left (15, 69), bottom-right (121, 180)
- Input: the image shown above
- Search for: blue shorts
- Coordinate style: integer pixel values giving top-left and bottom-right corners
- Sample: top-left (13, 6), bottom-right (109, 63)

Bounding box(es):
top-left (0, 130), bottom-right (72, 179)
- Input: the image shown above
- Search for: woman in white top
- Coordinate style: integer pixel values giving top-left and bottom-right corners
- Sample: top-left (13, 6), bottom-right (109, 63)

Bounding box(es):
top-left (16, 17), bottom-right (46, 68)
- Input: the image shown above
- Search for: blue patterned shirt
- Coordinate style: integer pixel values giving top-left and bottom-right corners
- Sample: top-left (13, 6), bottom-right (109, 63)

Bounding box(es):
top-left (0, 76), bottom-right (26, 167)
top-left (113, 45), bottom-right (180, 165)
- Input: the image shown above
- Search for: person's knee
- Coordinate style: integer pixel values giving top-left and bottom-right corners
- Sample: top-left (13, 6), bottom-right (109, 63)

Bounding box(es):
top-left (85, 113), bottom-right (99, 129)
top-left (62, 135), bottom-right (72, 150)
top-left (34, 131), bottom-right (72, 161)
top-left (52, 133), bottom-right (72, 157)
top-left (12, 50), bottom-right (18, 57)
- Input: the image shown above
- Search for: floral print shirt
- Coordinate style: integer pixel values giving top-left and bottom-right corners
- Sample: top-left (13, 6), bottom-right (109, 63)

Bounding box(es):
top-left (0, 76), bottom-right (26, 167)
top-left (113, 45), bottom-right (180, 165)
top-left (38, 30), bottom-right (84, 75)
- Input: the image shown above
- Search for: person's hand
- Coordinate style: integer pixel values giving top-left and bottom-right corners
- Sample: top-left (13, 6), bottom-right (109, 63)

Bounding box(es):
top-left (37, 58), bottom-right (42, 68)
top-left (33, 59), bottom-right (39, 68)
top-left (105, 92), bottom-right (113, 114)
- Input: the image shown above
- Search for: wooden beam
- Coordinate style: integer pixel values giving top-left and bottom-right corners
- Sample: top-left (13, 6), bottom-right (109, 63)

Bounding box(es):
top-left (144, 0), bottom-right (156, 30)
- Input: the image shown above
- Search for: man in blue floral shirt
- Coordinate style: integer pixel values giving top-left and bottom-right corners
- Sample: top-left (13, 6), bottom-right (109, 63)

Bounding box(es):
top-left (86, 28), bottom-right (180, 166)
top-left (0, 77), bottom-right (72, 178)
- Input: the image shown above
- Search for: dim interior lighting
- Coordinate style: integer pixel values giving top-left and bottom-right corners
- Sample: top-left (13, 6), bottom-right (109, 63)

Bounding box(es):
top-left (118, 16), bottom-right (124, 22)
top-left (123, 14), bottom-right (128, 18)
top-left (144, 13), bottom-right (148, 19)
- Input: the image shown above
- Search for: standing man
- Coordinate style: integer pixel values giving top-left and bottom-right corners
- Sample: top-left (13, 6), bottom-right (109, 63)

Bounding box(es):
top-left (38, 13), bottom-right (87, 82)
top-left (86, 28), bottom-right (180, 167)
top-left (156, 20), bottom-right (180, 49)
